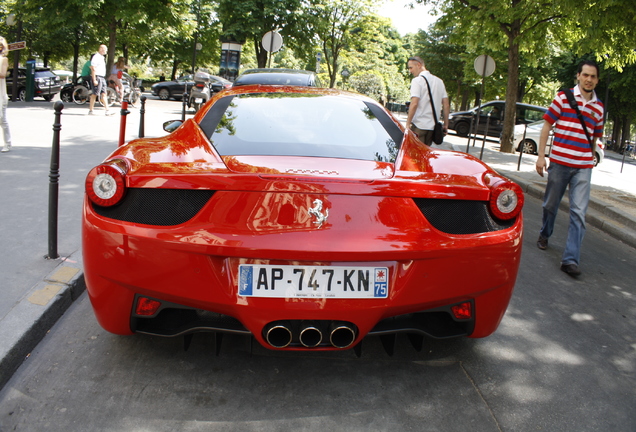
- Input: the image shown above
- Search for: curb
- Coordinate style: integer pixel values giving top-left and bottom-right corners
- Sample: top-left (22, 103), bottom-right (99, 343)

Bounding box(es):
top-left (0, 251), bottom-right (85, 391)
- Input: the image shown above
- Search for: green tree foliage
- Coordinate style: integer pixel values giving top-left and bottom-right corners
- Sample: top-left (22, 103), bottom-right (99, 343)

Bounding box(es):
top-left (216, 0), bottom-right (306, 68)
top-left (415, 0), bottom-right (636, 152)
top-left (304, 0), bottom-right (374, 88)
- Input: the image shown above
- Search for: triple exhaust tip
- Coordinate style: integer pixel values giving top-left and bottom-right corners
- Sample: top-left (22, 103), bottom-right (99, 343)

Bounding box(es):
top-left (265, 321), bottom-right (357, 349)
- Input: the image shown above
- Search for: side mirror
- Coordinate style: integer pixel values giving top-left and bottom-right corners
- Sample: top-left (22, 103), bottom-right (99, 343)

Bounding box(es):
top-left (163, 120), bottom-right (183, 133)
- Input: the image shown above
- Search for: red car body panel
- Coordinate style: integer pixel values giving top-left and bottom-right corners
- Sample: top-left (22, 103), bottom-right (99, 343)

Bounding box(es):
top-left (82, 86), bottom-right (523, 351)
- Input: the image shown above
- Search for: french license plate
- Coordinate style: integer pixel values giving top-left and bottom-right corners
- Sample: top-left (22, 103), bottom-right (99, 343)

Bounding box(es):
top-left (238, 264), bottom-right (388, 299)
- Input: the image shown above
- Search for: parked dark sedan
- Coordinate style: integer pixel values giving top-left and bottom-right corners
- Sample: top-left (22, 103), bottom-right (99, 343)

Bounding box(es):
top-left (151, 75), bottom-right (195, 101)
top-left (233, 68), bottom-right (322, 87)
top-left (448, 101), bottom-right (546, 137)
top-left (5, 67), bottom-right (62, 101)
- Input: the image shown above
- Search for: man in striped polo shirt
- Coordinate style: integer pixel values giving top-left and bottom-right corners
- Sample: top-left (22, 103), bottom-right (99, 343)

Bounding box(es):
top-left (535, 60), bottom-right (604, 277)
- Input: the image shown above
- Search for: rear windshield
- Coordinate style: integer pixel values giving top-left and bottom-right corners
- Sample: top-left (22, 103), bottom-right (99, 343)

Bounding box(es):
top-left (35, 70), bottom-right (57, 78)
top-left (234, 73), bottom-right (315, 87)
top-left (199, 92), bottom-right (402, 162)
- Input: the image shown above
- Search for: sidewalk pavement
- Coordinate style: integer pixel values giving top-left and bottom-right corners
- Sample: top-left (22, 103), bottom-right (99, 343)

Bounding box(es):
top-left (1, 103), bottom-right (635, 390)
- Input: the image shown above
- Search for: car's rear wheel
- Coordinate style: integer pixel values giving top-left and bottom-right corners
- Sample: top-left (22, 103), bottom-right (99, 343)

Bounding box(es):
top-left (60, 89), bottom-right (72, 103)
top-left (18, 88), bottom-right (26, 102)
top-left (518, 139), bottom-right (537, 154)
top-left (594, 152), bottom-right (600, 166)
top-left (158, 88), bottom-right (170, 100)
top-left (455, 121), bottom-right (470, 137)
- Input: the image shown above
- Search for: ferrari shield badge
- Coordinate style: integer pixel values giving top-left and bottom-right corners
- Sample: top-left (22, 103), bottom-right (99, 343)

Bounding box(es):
top-left (308, 199), bottom-right (329, 228)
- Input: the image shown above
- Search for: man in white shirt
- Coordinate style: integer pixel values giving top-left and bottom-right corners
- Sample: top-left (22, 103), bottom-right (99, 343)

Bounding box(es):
top-left (88, 44), bottom-right (113, 115)
top-left (405, 56), bottom-right (449, 145)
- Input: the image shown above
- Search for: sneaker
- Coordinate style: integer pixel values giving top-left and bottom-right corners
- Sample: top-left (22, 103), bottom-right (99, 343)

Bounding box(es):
top-left (1, 145), bottom-right (10, 153)
top-left (560, 263), bottom-right (581, 277)
top-left (537, 236), bottom-right (548, 250)
top-left (105, 110), bottom-right (114, 116)
top-left (88, 110), bottom-right (94, 115)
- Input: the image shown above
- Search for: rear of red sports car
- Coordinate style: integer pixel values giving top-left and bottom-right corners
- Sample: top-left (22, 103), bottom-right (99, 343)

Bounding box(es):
top-left (82, 86), bottom-right (523, 352)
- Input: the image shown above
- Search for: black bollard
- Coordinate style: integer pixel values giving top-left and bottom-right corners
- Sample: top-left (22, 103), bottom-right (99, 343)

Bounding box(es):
top-left (182, 92), bottom-right (188, 121)
top-left (47, 101), bottom-right (64, 260)
top-left (138, 95), bottom-right (146, 138)
top-left (479, 113), bottom-right (492, 160)
top-left (517, 123), bottom-right (528, 171)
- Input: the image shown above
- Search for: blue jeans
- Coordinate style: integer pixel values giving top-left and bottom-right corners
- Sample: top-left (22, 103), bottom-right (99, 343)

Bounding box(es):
top-left (539, 162), bottom-right (592, 266)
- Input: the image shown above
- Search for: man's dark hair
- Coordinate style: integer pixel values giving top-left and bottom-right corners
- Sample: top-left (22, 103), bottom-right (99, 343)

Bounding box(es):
top-left (578, 60), bottom-right (599, 78)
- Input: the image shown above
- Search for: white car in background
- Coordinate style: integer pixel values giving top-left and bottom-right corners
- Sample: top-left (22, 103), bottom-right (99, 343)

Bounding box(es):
top-left (512, 120), bottom-right (604, 166)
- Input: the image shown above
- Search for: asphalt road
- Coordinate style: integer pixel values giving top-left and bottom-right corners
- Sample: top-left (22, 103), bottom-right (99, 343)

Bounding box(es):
top-left (0, 100), bottom-right (635, 430)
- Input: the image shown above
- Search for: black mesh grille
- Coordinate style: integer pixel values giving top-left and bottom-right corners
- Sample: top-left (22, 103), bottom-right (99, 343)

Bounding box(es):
top-left (92, 188), bottom-right (215, 226)
top-left (413, 198), bottom-right (515, 234)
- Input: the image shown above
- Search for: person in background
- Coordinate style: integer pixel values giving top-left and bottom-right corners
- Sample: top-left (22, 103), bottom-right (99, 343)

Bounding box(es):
top-left (535, 60), bottom-right (604, 277)
top-left (108, 56), bottom-right (127, 102)
top-left (0, 36), bottom-right (12, 153)
top-left (405, 56), bottom-right (450, 145)
top-left (88, 44), bottom-right (113, 116)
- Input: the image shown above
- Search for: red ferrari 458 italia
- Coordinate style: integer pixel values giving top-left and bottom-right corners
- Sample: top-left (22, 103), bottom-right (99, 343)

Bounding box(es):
top-left (83, 85), bottom-right (523, 354)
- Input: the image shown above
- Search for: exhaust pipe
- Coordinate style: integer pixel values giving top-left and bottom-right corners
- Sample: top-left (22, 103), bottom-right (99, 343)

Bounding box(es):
top-left (299, 325), bottom-right (323, 348)
top-left (330, 323), bottom-right (357, 349)
top-left (265, 323), bottom-right (293, 348)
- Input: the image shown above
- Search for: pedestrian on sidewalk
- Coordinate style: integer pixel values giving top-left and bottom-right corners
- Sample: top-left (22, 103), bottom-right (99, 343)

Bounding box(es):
top-left (535, 60), bottom-right (605, 277)
top-left (88, 44), bottom-right (113, 116)
top-left (405, 56), bottom-right (450, 146)
top-left (0, 36), bottom-right (12, 153)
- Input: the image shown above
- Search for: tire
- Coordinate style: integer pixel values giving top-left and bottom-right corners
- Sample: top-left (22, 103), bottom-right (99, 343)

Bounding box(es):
top-left (60, 89), bottom-right (72, 103)
top-left (158, 88), bottom-right (170, 100)
top-left (594, 152), bottom-right (600, 166)
top-left (18, 88), bottom-right (26, 102)
top-left (517, 139), bottom-right (537, 154)
top-left (455, 121), bottom-right (470, 137)
top-left (73, 86), bottom-right (89, 105)
top-left (102, 87), bottom-right (116, 107)
top-left (129, 90), bottom-right (140, 107)
top-left (43, 95), bottom-right (52, 102)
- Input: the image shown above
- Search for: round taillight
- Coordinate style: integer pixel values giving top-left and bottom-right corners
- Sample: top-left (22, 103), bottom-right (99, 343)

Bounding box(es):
top-left (489, 182), bottom-right (524, 220)
top-left (86, 163), bottom-right (126, 207)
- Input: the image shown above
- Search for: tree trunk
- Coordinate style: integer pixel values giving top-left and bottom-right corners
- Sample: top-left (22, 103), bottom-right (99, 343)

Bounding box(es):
top-left (500, 20), bottom-right (521, 154)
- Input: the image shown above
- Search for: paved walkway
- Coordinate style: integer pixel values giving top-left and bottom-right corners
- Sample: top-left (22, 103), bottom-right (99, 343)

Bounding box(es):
top-left (1, 101), bottom-right (634, 390)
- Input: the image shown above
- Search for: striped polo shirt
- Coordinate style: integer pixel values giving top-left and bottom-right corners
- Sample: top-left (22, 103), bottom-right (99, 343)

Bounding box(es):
top-left (543, 85), bottom-right (604, 169)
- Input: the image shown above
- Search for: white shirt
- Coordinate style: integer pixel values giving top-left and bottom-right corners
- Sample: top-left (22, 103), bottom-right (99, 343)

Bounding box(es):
top-left (410, 71), bottom-right (448, 130)
top-left (91, 52), bottom-right (106, 77)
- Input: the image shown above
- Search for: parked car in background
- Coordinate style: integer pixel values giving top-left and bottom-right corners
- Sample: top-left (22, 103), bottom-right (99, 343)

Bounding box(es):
top-left (82, 85), bottom-right (524, 354)
top-left (511, 120), bottom-right (604, 165)
top-left (151, 75), bottom-right (195, 101)
top-left (209, 75), bottom-right (232, 93)
top-left (449, 101), bottom-right (546, 137)
top-left (5, 67), bottom-right (62, 101)
top-left (233, 68), bottom-right (322, 87)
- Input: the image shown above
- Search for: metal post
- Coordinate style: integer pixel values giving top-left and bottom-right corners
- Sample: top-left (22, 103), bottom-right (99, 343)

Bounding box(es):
top-left (47, 101), bottom-right (64, 260)
top-left (138, 95), bottom-right (146, 138)
top-left (517, 123), bottom-right (528, 171)
top-left (479, 113), bottom-right (492, 160)
top-left (118, 100), bottom-right (130, 146)
top-left (465, 116), bottom-right (475, 154)
top-left (182, 92), bottom-right (187, 121)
